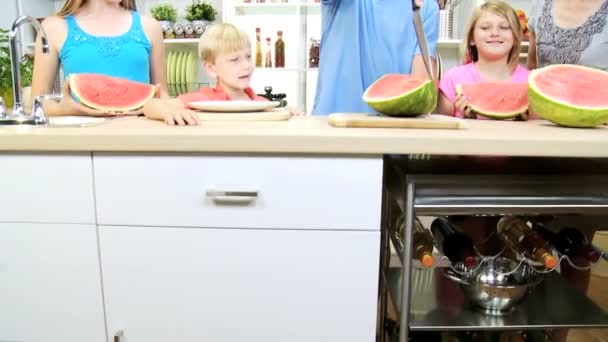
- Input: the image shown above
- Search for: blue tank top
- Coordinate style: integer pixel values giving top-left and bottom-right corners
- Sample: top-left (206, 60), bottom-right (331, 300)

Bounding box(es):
top-left (60, 11), bottom-right (151, 84)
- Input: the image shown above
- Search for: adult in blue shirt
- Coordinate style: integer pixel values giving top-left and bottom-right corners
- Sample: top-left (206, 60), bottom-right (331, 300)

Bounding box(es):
top-left (312, 0), bottom-right (439, 115)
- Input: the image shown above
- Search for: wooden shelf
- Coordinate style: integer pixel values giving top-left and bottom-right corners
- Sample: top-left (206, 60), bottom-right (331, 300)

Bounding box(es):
top-left (164, 38), bottom-right (199, 45)
top-left (235, 2), bottom-right (320, 8)
top-left (234, 2), bottom-right (320, 15)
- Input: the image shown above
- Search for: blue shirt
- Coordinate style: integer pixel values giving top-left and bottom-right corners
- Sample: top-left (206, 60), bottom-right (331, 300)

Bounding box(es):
top-left (60, 11), bottom-right (151, 84)
top-left (312, 0), bottom-right (439, 115)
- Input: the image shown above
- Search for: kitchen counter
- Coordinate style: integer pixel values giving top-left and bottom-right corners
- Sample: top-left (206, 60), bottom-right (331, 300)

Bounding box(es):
top-left (0, 116), bottom-right (607, 156)
top-left (2, 115), bottom-right (608, 342)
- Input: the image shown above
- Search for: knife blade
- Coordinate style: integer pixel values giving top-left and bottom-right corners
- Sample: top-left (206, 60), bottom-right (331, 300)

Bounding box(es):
top-left (411, 0), bottom-right (434, 81)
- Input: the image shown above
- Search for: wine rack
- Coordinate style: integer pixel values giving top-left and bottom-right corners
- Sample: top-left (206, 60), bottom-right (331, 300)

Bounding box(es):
top-left (380, 156), bottom-right (608, 342)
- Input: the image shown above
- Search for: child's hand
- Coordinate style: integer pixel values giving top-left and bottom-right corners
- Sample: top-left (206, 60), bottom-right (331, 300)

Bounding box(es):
top-left (454, 93), bottom-right (476, 119)
top-left (287, 106), bottom-right (304, 116)
top-left (164, 109), bottom-right (201, 126)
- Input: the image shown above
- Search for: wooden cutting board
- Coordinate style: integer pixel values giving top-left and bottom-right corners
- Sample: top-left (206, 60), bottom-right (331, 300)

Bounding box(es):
top-left (196, 110), bottom-right (290, 121)
top-left (328, 113), bottom-right (466, 129)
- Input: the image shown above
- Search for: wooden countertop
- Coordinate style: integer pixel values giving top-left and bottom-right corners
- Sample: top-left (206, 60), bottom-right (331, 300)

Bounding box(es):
top-left (0, 116), bottom-right (607, 157)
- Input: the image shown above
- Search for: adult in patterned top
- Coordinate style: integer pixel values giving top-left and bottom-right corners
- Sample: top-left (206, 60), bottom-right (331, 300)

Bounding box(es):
top-left (526, 0), bottom-right (608, 70)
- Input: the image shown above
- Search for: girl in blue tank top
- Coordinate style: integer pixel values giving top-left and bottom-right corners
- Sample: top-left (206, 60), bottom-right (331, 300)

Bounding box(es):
top-left (31, 0), bottom-right (168, 116)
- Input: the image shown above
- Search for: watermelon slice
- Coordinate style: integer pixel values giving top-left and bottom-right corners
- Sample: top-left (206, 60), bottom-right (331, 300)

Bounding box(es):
top-left (529, 64), bottom-right (608, 127)
top-left (362, 74), bottom-right (437, 116)
top-left (455, 82), bottom-right (528, 120)
top-left (69, 73), bottom-right (156, 113)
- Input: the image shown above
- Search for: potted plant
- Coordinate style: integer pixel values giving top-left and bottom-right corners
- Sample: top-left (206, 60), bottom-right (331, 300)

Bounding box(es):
top-left (185, 0), bottom-right (217, 37)
top-left (0, 28), bottom-right (35, 109)
top-left (150, 4), bottom-right (177, 38)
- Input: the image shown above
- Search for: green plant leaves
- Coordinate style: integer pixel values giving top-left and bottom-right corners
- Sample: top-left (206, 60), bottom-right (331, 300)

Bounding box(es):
top-left (151, 4), bottom-right (177, 22)
top-left (184, 0), bottom-right (217, 22)
top-left (0, 28), bottom-right (34, 89)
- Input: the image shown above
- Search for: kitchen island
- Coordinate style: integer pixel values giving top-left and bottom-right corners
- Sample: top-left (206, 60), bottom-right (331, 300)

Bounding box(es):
top-left (1, 116), bottom-right (607, 342)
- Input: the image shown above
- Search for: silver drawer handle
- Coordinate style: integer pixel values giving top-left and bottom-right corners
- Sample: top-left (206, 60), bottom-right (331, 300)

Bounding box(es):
top-left (114, 330), bottom-right (124, 342)
top-left (206, 190), bottom-right (258, 205)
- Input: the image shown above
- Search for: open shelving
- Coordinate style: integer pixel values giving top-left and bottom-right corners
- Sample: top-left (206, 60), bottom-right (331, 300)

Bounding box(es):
top-left (380, 156), bottom-right (608, 341)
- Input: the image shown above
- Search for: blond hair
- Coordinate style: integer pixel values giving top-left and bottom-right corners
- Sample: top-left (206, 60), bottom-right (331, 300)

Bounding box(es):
top-left (198, 23), bottom-right (251, 63)
top-left (462, 0), bottom-right (522, 68)
top-left (57, 0), bottom-right (136, 16)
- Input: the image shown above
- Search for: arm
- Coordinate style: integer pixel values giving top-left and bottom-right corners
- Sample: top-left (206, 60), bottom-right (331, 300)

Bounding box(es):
top-left (411, 55), bottom-right (438, 87)
top-left (30, 17), bottom-right (61, 101)
top-left (143, 98), bottom-right (200, 125)
top-left (436, 92), bottom-right (454, 116)
top-left (31, 17), bottom-right (105, 116)
top-left (525, 1), bottom-right (540, 70)
top-left (526, 32), bottom-right (538, 70)
top-left (411, 0), bottom-right (439, 86)
top-left (141, 15), bottom-right (169, 98)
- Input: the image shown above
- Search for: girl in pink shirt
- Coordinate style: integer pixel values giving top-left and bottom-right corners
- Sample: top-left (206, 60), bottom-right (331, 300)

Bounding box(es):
top-left (437, 0), bottom-right (530, 119)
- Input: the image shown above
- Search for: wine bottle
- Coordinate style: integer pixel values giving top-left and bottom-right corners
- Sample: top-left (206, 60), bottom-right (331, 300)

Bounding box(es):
top-left (533, 223), bottom-right (601, 263)
top-left (264, 37), bottom-right (272, 68)
top-left (430, 217), bottom-right (478, 268)
top-left (396, 215), bottom-right (435, 268)
top-left (497, 216), bottom-right (558, 268)
top-left (255, 28), bottom-right (263, 67)
top-left (274, 30), bottom-right (285, 68)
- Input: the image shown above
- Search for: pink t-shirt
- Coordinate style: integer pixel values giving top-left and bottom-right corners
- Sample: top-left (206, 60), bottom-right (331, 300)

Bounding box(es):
top-left (439, 62), bottom-right (530, 118)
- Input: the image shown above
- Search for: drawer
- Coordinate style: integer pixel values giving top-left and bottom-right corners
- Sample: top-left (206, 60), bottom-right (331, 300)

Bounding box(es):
top-left (0, 154), bottom-right (95, 223)
top-left (93, 154), bottom-right (383, 230)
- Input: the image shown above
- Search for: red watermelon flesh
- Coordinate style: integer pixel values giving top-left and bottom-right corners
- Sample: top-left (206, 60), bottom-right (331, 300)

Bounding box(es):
top-left (69, 73), bottom-right (156, 112)
top-left (364, 74), bottom-right (428, 98)
top-left (457, 82), bottom-right (528, 119)
top-left (531, 65), bottom-right (608, 107)
top-left (362, 74), bottom-right (437, 116)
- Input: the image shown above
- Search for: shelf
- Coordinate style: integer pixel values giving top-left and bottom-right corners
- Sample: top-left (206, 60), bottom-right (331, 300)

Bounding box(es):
top-left (164, 38), bottom-right (199, 45)
top-left (437, 39), bottom-right (461, 48)
top-left (384, 157), bottom-right (608, 216)
top-left (387, 267), bottom-right (608, 331)
top-left (255, 67), bottom-right (301, 72)
top-left (234, 2), bottom-right (320, 15)
top-left (235, 2), bottom-right (320, 8)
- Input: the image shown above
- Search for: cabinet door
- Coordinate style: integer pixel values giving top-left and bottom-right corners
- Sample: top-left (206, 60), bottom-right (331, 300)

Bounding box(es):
top-left (100, 226), bottom-right (380, 342)
top-left (0, 223), bottom-right (106, 342)
top-left (0, 154), bottom-right (96, 224)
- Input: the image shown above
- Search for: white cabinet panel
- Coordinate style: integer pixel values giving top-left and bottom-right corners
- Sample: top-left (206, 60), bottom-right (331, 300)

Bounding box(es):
top-left (100, 226), bottom-right (380, 342)
top-left (0, 223), bottom-right (106, 342)
top-left (94, 154), bottom-right (383, 230)
top-left (0, 154), bottom-right (95, 224)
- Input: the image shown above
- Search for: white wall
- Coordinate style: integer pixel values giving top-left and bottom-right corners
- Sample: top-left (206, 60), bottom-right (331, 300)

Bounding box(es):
top-left (0, 1), bottom-right (19, 31)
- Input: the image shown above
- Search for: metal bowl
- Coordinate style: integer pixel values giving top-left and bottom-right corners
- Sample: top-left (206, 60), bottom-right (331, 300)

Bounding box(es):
top-left (443, 257), bottom-right (544, 315)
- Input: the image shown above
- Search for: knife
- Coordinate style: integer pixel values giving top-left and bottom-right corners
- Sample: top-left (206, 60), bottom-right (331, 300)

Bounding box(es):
top-left (411, 0), bottom-right (434, 81)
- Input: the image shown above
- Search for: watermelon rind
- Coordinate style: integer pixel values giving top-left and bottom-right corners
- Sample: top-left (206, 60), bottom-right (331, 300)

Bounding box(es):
top-left (69, 74), bottom-right (156, 113)
top-left (455, 84), bottom-right (527, 120)
top-left (362, 76), bottom-right (437, 116)
top-left (529, 64), bottom-right (608, 128)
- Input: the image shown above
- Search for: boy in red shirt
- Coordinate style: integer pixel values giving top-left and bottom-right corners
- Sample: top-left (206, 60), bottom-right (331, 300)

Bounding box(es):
top-left (145, 23), bottom-right (273, 125)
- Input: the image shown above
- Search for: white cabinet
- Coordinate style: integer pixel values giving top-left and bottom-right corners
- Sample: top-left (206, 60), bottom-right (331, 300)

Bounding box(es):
top-left (93, 154), bottom-right (383, 230)
top-left (0, 154), bottom-right (96, 224)
top-left (0, 222), bottom-right (106, 342)
top-left (99, 225), bottom-right (380, 342)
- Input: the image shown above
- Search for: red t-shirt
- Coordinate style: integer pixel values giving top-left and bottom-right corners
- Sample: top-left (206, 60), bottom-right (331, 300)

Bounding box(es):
top-left (178, 84), bottom-right (268, 108)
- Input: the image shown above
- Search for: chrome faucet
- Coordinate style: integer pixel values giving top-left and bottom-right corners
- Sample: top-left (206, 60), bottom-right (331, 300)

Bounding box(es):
top-left (0, 15), bottom-right (58, 125)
